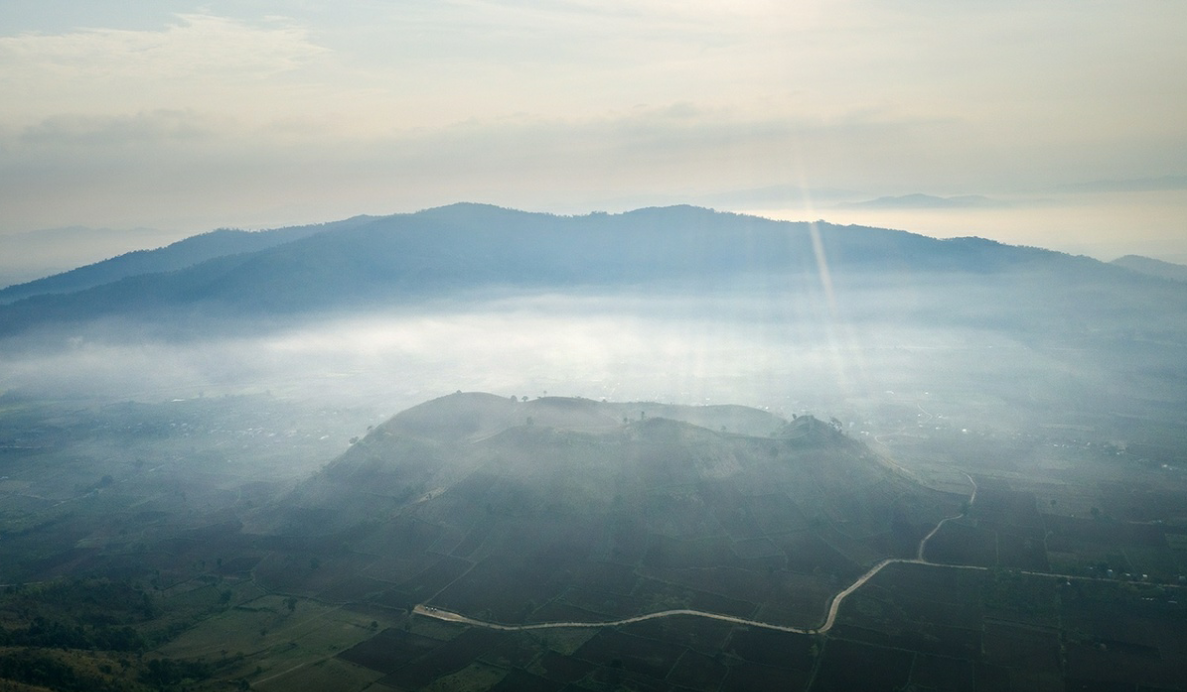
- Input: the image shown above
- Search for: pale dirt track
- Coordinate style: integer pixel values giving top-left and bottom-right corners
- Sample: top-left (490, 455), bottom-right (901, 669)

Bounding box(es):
top-left (414, 474), bottom-right (982, 635)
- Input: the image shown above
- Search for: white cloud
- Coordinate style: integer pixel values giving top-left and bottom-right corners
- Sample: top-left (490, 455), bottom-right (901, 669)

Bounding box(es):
top-left (0, 3), bottom-right (1184, 257)
top-left (1, 14), bottom-right (321, 76)
top-left (19, 110), bottom-right (219, 147)
top-left (0, 14), bottom-right (328, 124)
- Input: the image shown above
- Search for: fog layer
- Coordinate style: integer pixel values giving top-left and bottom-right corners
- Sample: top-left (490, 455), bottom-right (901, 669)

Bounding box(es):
top-left (4, 285), bottom-right (1179, 449)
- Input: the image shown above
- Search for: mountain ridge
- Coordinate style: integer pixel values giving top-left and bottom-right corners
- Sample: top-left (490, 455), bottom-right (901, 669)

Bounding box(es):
top-left (1111, 254), bottom-right (1187, 283)
top-left (0, 215), bottom-right (379, 305)
top-left (4, 203), bottom-right (1175, 341)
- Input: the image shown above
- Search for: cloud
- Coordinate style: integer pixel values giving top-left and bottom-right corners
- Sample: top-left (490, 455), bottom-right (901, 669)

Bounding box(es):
top-left (1055, 176), bottom-right (1187, 194)
top-left (0, 14), bottom-right (324, 79)
top-left (0, 14), bottom-right (328, 124)
top-left (0, 3), bottom-right (1184, 249)
top-left (20, 110), bottom-right (218, 147)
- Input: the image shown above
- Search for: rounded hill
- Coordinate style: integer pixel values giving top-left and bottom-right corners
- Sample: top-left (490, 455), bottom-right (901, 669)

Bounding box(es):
top-left (256, 392), bottom-right (964, 629)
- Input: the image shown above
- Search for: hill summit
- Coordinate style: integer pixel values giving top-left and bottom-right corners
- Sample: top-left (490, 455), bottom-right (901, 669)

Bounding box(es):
top-left (252, 393), bottom-right (963, 629)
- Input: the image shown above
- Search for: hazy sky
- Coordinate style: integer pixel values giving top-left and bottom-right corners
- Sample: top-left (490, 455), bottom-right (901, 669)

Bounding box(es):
top-left (2, 1), bottom-right (1185, 260)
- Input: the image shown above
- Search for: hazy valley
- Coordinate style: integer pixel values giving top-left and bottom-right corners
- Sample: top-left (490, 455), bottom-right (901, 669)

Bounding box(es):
top-left (1, 205), bottom-right (1186, 691)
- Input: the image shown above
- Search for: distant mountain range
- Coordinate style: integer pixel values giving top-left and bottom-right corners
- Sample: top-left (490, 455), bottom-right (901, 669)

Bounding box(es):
top-left (1111, 254), bottom-right (1187, 283)
top-left (0, 203), bottom-right (1183, 341)
top-left (838, 194), bottom-right (1011, 210)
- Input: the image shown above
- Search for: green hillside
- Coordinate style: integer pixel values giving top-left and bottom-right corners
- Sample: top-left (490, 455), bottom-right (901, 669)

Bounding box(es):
top-left (256, 393), bottom-right (963, 629)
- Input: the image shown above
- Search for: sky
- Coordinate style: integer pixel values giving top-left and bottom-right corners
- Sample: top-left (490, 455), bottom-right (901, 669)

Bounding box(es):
top-left (1, 0), bottom-right (1185, 266)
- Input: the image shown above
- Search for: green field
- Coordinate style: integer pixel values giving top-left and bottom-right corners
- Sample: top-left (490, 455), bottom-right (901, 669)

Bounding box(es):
top-left (1, 392), bottom-right (1186, 690)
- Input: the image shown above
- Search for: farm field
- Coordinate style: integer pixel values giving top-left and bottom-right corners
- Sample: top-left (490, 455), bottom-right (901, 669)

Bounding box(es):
top-left (1, 392), bottom-right (1185, 690)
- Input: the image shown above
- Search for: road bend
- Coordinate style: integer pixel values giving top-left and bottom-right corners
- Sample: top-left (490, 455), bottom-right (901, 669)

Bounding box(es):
top-left (413, 472), bottom-right (989, 636)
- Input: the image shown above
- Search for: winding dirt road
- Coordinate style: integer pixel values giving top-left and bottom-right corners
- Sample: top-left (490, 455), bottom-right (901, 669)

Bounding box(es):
top-left (918, 472), bottom-right (978, 560)
top-left (412, 604), bottom-right (813, 634)
top-left (414, 473), bottom-right (982, 636)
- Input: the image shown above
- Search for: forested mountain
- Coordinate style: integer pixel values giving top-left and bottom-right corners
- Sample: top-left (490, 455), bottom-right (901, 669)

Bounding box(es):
top-left (0, 215), bottom-right (377, 304)
top-left (2, 204), bottom-right (1183, 341)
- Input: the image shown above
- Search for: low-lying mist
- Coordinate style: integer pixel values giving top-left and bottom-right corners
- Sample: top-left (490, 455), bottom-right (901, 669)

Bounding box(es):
top-left (6, 293), bottom-right (858, 409)
top-left (5, 283), bottom-right (1168, 446)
